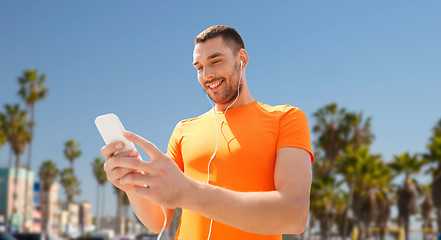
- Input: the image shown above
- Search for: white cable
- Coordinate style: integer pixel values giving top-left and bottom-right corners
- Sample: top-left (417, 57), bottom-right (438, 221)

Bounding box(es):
top-left (156, 206), bottom-right (167, 240)
top-left (207, 219), bottom-right (214, 240)
top-left (205, 64), bottom-right (242, 240)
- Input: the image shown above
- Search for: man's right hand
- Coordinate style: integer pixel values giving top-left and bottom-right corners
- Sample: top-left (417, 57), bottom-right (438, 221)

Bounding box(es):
top-left (101, 142), bottom-right (139, 192)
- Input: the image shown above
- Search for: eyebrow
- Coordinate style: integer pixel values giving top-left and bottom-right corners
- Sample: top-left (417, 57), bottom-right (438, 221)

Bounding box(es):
top-left (193, 52), bottom-right (225, 66)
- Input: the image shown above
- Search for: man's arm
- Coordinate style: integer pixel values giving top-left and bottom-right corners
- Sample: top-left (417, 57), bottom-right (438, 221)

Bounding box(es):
top-left (181, 147), bottom-right (312, 235)
top-left (114, 132), bottom-right (313, 235)
top-left (125, 191), bottom-right (175, 233)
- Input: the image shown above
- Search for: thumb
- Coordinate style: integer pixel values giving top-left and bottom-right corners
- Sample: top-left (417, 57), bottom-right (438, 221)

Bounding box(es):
top-left (123, 131), bottom-right (163, 159)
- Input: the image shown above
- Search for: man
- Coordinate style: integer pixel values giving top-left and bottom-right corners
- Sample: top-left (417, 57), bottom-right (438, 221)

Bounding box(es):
top-left (101, 25), bottom-right (314, 240)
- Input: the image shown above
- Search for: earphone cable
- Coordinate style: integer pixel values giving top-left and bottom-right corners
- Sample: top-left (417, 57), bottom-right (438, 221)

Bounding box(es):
top-left (205, 65), bottom-right (242, 240)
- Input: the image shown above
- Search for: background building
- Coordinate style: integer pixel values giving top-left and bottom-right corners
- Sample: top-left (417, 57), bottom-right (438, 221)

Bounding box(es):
top-left (39, 182), bottom-right (60, 236)
top-left (0, 167), bottom-right (34, 232)
top-left (79, 201), bottom-right (92, 234)
top-left (59, 202), bottom-right (80, 237)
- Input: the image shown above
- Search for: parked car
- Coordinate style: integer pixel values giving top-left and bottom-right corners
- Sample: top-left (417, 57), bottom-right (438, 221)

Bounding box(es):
top-left (114, 235), bottom-right (134, 240)
top-left (135, 233), bottom-right (158, 240)
top-left (12, 233), bottom-right (45, 240)
top-left (0, 232), bottom-right (18, 240)
top-left (74, 237), bottom-right (105, 240)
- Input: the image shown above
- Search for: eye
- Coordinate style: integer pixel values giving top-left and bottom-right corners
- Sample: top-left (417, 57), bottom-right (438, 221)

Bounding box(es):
top-left (212, 60), bottom-right (221, 64)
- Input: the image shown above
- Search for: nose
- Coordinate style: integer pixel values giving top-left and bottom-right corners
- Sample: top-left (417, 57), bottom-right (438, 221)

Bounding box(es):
top-left (202, 66), bottom-right (214, 81)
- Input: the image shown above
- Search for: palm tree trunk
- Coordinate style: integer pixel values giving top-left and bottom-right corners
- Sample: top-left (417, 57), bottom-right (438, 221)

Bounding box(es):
top-left (319, 214), bottom-right (330, 240)
top-left (342, 181), bottom-right (354, 240)
top-left (437, 207), bottom-right (441, 233)
top-left (42, 188), bottom-right (49, 235)
top-left (422, 222), bottom-right (428, 240)
top-left (6, 149), bottom-right (13, 232)
top-left (124, 204), bottom-right (129, 235)
top-left (12, 154), bottom-right (21, 232)
top-left (404, 217), bottom-right (410, 240)
top-left (307, 217), bottom-right (313, 240)
top-left (364, 221), bottom-right (372, 240)
top-left (9, 147), bottom-right (13, 168)
top-left (379, 226), bottom-right (385, 240)
top-left (96, 184), bottom-right (100, 229)
top-left (23, 107), bottom-right (34, 232)
top-left (115, 192), bottom-right (122, 235)
top-left (102, 185), bottom-right (106, 227)
top-left (357, 223), bottom-right (362, 240)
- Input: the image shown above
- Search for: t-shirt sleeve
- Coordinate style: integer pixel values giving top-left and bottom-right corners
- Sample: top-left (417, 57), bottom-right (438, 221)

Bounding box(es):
top-left (277, 107), bottom-right (315, 163)
top-left (166, 121), bottom-right (185, 172)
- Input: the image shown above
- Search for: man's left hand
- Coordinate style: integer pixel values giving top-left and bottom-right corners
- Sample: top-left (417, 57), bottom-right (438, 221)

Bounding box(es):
top-left (107, 131), bottom-right (195, 209)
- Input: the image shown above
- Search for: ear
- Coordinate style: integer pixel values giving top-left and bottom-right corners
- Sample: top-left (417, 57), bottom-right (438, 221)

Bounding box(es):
top-left (238, 49), bottom-right (249, 69)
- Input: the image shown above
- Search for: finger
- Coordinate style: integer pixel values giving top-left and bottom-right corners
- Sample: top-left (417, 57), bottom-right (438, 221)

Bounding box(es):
top-left (106, 156), bottom-right (161, 175)
top-left (100, 141), bottom-right (126, 159)
top-left (106, 167), bottom-right (135, 183)
top-left (105, 156), bottom-right (141, 172)
top-left (104, 156), bottom-right (138, 173)
top-left (117, 149), bottom-right (139, 158)
top-left (120, 172), bottom-right (157, 186)
top-left (123, 131), bottom-right (163, 159)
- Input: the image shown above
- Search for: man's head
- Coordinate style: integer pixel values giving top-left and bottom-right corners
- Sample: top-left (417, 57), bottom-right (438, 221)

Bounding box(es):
top-left (193, 25), bottom-right (248, 108)
top-left (194, 25), bottom-right (245, 54)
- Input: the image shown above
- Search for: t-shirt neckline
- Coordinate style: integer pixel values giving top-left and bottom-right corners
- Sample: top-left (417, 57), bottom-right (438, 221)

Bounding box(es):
top-left (212, 100), bottom-right (258, 114)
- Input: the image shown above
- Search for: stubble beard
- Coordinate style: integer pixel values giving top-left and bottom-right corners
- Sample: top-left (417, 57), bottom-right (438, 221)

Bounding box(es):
top-left (206, 66), bottom-right (242, 106)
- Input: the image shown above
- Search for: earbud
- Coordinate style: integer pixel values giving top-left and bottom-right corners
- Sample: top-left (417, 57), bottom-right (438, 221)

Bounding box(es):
top-left (240, 60), bottom-right (243, 69)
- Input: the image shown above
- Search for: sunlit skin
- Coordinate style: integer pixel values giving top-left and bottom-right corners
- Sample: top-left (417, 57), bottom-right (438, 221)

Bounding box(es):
top-left (192, 36), bottom-right (254, 112)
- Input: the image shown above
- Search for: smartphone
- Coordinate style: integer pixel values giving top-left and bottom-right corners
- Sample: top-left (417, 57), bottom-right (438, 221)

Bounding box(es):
top-left (95, 113), bottom-right (136, 154)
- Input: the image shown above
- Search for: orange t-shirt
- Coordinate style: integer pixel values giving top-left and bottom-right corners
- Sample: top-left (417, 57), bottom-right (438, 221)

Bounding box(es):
top-left (167, 101), bottom-right (314, 240)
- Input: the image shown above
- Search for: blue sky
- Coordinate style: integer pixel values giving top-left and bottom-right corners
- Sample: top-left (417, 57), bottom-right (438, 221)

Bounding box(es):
top-left (1, 0), bottom-right (440, 222)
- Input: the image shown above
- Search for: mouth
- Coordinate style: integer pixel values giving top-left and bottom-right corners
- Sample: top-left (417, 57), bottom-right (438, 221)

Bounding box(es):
top-left (206, 80), bottom-right (224, 92)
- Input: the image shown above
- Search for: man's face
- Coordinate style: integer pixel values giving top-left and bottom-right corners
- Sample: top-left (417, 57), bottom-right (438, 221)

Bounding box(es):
top-left (193, 37), bottom-right (242, 105)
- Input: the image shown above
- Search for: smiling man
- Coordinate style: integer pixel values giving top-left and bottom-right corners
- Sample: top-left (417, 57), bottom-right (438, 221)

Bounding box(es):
top-left (101, 25), bottom-right (314, 240)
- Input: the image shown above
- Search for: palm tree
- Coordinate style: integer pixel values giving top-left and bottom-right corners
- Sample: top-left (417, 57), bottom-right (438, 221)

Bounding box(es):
top-left (64, 139), bottom-right (82, 169)
top-left (389, 152), bottom-right (425, 240)
top-left (424, 119), bottom-right (441, 232)
top-left (312, 103), bottom-right (347, 176)
top-left (340, 112), bottom-right (374, 151)
top-left (113, 186), bottom-right (130, 235)
top-left (313, 104), bottom-right (368, 239)
top-left (60, 168), bottom-right (81, 206)
top-left (17, 69), bottom-right (49, 231)
top-left (60, 167), bottom-right (81, 236)
top-left (310, 159), bottom-right (345, 240)
top-left (338, 112), bottom-right (374, 240)
top-left (420, 184), bottom-right (433, 240)
top-left (114, 187), bottom-right (123, 235)
top-left (0, 112), bottom-right (6, 152)
top-left (374, 189), bottom-right (392, 240)
top-left (92, 157), bottom-right (106, 229)
top-left (38, 160), bottom-right (59, 234)
top-left (1, 104), bottom-right (32, 231)
top-left (121, 189), bottom-right (131, 234)
top-left (347, 147), bottom-right (391, 240)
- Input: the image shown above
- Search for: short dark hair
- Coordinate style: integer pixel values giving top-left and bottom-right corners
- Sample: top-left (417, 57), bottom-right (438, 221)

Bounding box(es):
top-left (195, 25), bottom-right (245, 53)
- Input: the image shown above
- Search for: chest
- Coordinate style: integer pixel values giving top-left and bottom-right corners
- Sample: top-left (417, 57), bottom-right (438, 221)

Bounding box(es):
top-left (180, 114), bottom-right (280, 191)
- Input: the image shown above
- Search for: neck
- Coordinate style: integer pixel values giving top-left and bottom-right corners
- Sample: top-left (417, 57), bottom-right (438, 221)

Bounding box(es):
top-left (214, 80), bottom-right (254, 112)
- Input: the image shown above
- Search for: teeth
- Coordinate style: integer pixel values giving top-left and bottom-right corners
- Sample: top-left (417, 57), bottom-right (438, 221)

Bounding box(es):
top-left (208, 81), bottom-right (221, 89)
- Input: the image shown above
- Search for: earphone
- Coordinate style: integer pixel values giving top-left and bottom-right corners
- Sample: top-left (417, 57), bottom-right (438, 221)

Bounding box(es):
top-left (205, 59), bottom-right (243, 240)
top-left (157, 60), bottom-right (244, 240)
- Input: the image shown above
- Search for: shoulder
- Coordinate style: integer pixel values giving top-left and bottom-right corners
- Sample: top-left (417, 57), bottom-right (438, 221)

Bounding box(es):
top-left (172, 110), bottom-right (212, 131)
top-left (256, 102), bottom-right (306, 118)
